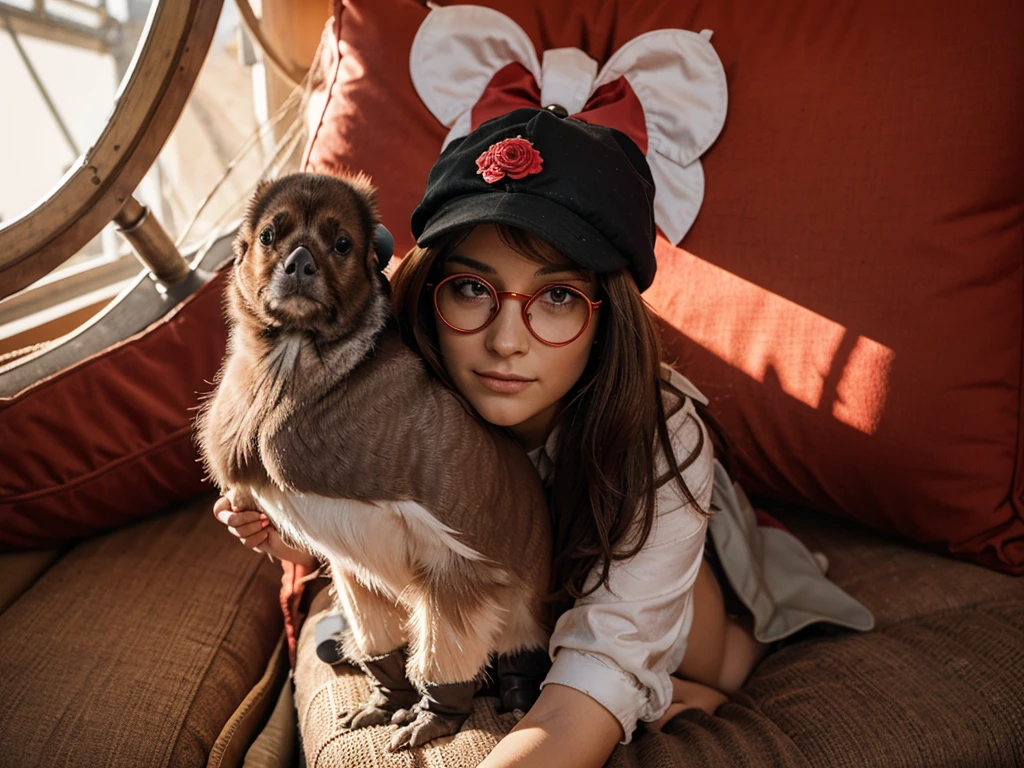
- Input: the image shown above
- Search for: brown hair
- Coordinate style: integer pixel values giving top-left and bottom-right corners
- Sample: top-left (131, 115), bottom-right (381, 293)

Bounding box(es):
top-left (391, 225), bottom-right (715, 604)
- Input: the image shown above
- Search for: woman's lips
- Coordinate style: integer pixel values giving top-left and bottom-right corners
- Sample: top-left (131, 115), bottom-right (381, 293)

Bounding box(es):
top-left (475, 371), bottom-right (535, 394)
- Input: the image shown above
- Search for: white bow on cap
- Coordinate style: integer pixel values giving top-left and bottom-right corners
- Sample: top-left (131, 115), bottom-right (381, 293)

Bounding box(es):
top-left (410, 3), bottom-right (728, 245)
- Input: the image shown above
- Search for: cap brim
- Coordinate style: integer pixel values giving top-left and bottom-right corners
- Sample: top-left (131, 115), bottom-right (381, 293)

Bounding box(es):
top-left (416, 192), bottom-right (629, 274)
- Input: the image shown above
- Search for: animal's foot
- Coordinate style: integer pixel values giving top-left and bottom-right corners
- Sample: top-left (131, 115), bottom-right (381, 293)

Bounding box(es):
top-left (339, 648), bottom-right (419, 731)
top-left (387, 681), bottom-right (476, 751)
top-left (389, 705), bottom-right (419, 726)
top-left (389, 707), bottom-right (468, 750)
top-left (338, 699), bottom-right (395, 730)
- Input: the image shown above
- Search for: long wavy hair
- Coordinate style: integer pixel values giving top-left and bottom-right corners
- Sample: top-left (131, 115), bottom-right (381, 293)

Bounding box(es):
top-left (391, 225), bottom-right (722, 604)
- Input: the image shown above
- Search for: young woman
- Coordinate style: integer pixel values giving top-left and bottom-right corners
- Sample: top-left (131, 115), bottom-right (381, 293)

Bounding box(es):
top-left (213, 108), bottom-right (870, 766)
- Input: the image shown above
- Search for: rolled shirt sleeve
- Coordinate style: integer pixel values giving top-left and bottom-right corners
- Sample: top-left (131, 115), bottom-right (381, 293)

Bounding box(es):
top-left (540, 389), bottom-right (714, 743)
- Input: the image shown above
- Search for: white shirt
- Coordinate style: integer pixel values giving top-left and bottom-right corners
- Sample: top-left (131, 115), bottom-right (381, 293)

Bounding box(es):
top-left (529, 368), bottom-right (714, 743)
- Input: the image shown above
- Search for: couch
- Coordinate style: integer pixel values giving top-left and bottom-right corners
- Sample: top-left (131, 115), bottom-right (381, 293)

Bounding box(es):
top-left (2, 491), bottom-right (1021, 766)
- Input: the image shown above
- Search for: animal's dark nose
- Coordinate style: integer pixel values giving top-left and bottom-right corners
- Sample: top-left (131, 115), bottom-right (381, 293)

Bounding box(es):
top-left (283, 246), bottom-right (317, 278)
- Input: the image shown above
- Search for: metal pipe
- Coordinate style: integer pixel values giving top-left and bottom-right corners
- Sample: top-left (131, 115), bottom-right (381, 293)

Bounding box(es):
top-left (113, 197), bottom-right (191, 285)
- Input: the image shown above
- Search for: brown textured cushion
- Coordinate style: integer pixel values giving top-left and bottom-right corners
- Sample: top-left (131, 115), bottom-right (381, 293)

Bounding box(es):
top-left (0, 494), bottom-right (282, 766)
top-left (0, 547), bottom-right (63, 614)
top-left (209, 633), bottom-right (290, 768)
top-left (735, 603), bottom-right (1024, 767)
top-left (293, 512), bottom-right (1024, 767)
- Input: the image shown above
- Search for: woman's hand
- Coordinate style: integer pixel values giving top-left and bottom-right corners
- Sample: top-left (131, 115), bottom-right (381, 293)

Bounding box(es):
top-left (212, 496), bottom-right (318, 569)
top-left (649, 676), bottom-right (727, 731)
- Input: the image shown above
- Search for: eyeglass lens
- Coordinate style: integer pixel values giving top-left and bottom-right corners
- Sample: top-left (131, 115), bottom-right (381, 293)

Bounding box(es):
top-left (436, 276), bottom-right (591, 345)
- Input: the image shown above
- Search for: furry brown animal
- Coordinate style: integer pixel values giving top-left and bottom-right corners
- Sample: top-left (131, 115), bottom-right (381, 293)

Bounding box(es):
top-left (196, 173), bottom-right (551, 750)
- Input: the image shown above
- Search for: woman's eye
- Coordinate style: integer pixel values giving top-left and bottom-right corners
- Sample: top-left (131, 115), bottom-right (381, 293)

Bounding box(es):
top-left (334, 236), bottom-right (352, 255)
top-left (259, 227), bottom-right (274, 246)
top-left (455, 279), bottom-right (490, 299)
top-left (542, 287), bottom-right (577, 306)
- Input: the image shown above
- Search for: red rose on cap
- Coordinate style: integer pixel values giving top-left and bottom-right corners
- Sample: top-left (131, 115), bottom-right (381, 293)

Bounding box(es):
top-left (475, 137), bottom-right (544, 184)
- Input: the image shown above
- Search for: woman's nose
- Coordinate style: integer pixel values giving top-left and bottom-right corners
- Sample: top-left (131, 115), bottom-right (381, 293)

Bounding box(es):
top-left (484, 300), bottom-right (531, 357)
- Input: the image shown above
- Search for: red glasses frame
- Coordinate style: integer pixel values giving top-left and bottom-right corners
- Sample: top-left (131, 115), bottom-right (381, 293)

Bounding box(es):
top-left (430, 272), bottom-right (602, 347)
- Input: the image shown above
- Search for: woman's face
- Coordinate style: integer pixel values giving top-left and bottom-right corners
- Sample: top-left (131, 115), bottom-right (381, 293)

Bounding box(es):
top-left (435, 224), bottom-right (600, 450)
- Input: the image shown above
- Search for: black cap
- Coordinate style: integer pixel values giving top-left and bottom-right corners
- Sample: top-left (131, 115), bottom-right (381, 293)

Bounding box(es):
top-left (411, 108), bottom-right (657, 291)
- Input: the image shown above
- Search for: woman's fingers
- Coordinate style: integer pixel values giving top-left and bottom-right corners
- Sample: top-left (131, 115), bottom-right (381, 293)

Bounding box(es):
top-left (650, 703), bottom-right (687, 732)
top-left (212, 495), bottom-right (277, 556)
top-left (229, 511), bottom-right (267, 528)
top-left (228, 519), bottom-right (270, 539)
top-left (213, 496), bottom-right (264, 525)
top-left (649, 677), bottom-right (728, 731)
top-left (651, 679), bottom-right (690, 730)
top-left (239, 529), bottom-right (270, 550)
top-left (217, 508), bottom-right (265, 528)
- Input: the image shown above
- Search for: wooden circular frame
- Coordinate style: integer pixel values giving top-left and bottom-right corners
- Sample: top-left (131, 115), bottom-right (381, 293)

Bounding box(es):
top-left (0, 0), bottom-right (224, 301)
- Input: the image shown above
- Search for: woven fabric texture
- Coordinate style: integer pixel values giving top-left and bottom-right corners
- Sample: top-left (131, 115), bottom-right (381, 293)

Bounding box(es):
top-left (0, 494), bottom-right (283, 766)
top-left (293, 507), bottom-right (1024, 767)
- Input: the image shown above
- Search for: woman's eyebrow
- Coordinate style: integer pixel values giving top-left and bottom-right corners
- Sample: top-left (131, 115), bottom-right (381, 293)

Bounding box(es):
top-left (447, 255), bottom-right (496, 273)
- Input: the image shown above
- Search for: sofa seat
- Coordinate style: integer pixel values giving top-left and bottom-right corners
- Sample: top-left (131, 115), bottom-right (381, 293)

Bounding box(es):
top-left (292, 506), bottom-right (1024, 767)
top-left (0, 494), bottom-right (283, 767)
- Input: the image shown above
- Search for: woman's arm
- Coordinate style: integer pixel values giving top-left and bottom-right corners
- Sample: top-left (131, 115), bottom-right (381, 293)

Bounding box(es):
top-left (490, 394), bottom-right (714, 763)
top-left (479, 683), bottom-right (623, 768)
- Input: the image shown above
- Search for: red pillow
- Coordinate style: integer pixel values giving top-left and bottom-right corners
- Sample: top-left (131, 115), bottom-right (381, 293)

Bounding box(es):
top-left (0, 271), bottom-right (229, 549)
top-left (304, 0), bottom-right (1024, 573)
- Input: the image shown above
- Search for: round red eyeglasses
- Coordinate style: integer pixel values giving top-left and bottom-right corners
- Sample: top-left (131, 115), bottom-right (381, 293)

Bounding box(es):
top-left (430, 273), bottom-right (602, 347)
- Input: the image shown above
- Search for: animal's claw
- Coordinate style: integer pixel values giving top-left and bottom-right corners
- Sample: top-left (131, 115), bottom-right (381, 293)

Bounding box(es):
top-left (388, 708), bottom-right (468, 751)
top-left (338, 704), bottom-right (394, 730)
top-left (390, 705), bottom-right (419, 726)
top-left (386, 681), bottom-right (476, 750)
top-left (340, 646), bottom-right (420, 731)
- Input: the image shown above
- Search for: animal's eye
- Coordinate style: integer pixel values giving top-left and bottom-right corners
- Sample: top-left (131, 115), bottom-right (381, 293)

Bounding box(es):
top-left (334, 237), bottom-right (353, 255)
top-left (259, 227), bottom-right (274, 246)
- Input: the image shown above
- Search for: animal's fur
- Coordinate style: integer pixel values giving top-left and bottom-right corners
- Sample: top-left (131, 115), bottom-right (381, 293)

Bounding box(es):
top-left (195, 174), bottom-right (551, 736)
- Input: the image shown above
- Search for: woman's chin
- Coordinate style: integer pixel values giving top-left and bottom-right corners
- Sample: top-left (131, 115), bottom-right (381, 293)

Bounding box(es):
top-left (468, 396), bottom-right (532, 429)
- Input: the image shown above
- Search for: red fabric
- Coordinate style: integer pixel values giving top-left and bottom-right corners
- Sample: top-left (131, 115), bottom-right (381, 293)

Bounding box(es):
top-left (572, 78), bottom-right (647, 155)
top-left (280, 560), bottom-right (320, 666)
top-left (471, 63), bottom-right (542, 129)
top-left (305, 0), bottom-right (1024, 573)
top-left (470, 63), bottom-right (648, 154)
top-left (0, 271), bottom-right (230, 549)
